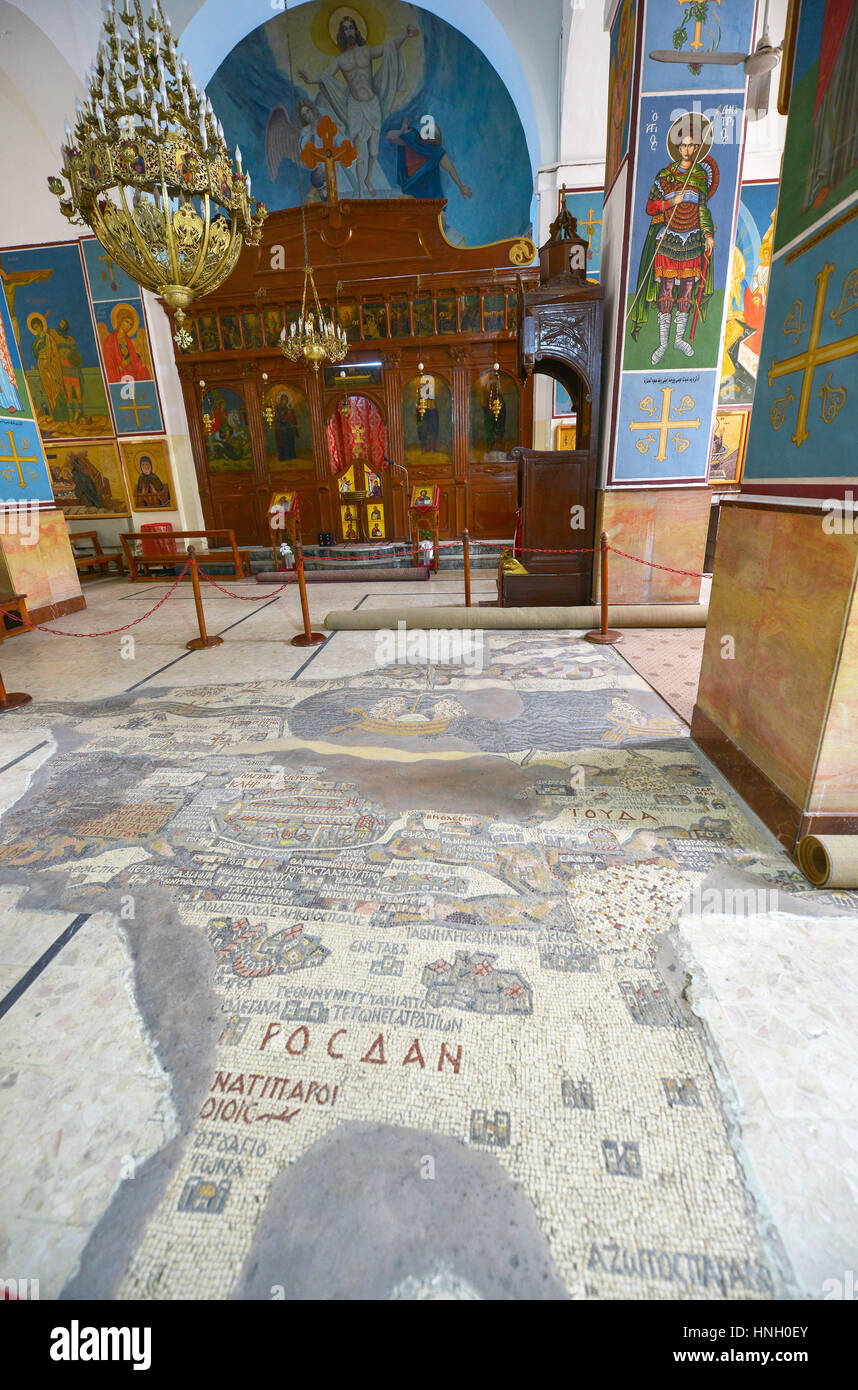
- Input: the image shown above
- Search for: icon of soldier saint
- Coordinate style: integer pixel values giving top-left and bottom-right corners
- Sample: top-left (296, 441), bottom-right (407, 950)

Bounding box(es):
top-left (630, 114), bottom-right (718, 365)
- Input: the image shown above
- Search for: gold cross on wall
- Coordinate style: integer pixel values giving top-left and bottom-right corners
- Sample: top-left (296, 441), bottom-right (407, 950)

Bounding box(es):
top-left (678, 0), bottom-right (721, 51)
top-left (0, 427), bottom-right (38, 488)
top-left (768, 262), bottom-right (858, 447)
top-left (118, 396), bottom-right (153, 429)
top-left (300, 116), bottom-right (357, 207)
top-left (628, 387), bottom-right (701, 462)
top-left (579, 208), bottom-right (602, 242)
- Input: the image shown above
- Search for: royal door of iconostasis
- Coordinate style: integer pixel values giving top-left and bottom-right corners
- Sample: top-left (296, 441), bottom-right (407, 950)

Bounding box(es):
top-left (326, 394), bottom-right (390, 542)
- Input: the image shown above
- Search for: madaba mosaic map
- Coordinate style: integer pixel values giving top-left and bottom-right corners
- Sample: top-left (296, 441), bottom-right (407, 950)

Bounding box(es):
top-left (1, 633), bottom-right (835, 1300)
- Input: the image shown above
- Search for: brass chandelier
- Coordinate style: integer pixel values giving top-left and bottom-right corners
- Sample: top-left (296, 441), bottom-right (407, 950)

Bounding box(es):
top-left (48, 0), bottom-right (267, 347)
top-left (280, 263), bottom-right (347, 372)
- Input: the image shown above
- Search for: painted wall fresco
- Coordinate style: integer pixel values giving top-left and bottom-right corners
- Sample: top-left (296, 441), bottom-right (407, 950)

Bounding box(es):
top-left (561, 191), bottom-right (604, 280)
top-left (82, 237), bottom-right (164, 436)
top-left (45, 439), bottom-right (131, 519)
top-left (554, 380), bottom-right (574, 417)
top-left (625, 98), bottom-right (744, 370)
top-left (207, 0), bottom-right (532, 248)
top-left (606, 0), bottom-right (756, 487)
top-left (120, 438), bottom-right (177, 512)
top-left (719, 182), bottom-right (778, 406)
top-left (774, 0), bottom-right (858, 253)
top-left (0, 243), bottom-right (112, 440)
top-left (605, 0), bottom-right (637, 195)
top-left (741, 1), bottom-right (858, 491)
top-left (641, 0), bottom-right (760, 94)
top-left (614, 369), bottom-right (716, 483)
top-left (0, 277), bottom-right (54, 506)
top-left (742, 192), bottom-right (858, 485)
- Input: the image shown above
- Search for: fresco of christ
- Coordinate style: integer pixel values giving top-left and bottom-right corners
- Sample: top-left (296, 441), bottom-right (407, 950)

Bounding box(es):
top-left (298, 11), bottom-right (417, 194)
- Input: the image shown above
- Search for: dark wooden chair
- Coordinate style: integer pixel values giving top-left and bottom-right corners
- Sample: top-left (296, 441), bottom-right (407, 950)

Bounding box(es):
top-left (70, 530), bottom-right (125, 577)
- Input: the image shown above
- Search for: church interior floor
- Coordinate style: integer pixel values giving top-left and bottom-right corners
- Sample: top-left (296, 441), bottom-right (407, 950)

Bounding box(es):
top-left (612, 629), bottom-right (707, 727)
top-left (0, 577), bottom-right (854, 1300)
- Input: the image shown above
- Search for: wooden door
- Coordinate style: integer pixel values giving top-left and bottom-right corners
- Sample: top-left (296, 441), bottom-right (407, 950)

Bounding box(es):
top-left (514, 447), bottom-right (596, 603)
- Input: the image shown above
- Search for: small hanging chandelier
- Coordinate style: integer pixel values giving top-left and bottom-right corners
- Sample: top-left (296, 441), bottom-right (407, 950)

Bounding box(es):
top-left (416, 361), bottom-right (429, 418)
top-left (48, 0), bottom-right (267, 348)
top-left (280, 263), bottom-right (347, 372)
top-left (489, 361), bottom-right (503, 420)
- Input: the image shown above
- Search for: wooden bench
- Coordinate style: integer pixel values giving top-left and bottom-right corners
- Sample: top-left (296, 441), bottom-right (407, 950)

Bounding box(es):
top-left (120, 528), bottom-right (251, 582)
top-left (70, 530), bottom-right (125, 577)
top-left (0, 593), bottom-right (33, 640)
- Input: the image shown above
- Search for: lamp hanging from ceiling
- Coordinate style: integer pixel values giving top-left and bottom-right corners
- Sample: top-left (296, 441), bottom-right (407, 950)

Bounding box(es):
top-left (48, 0), bottom-right (267, 348)
top-left (277, 0), bottom-right (347, 372)
top-left (280, 263), bottom-right (348, 372)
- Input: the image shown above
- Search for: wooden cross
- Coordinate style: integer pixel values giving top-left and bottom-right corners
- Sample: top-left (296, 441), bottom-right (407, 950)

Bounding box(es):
top-left (678, 0), bottom-right (720, 52)
top-left (118, 396), bottom-right (153, 429)
top-left (628, 387), bottom-right (701, 462)
top-left (768, 262), bottom-right (858, 447)
top-left (0, 256), bottom-right (53, 342)
top-left (98, 252), bottom-right (118, 292)
top-left (0, 427), bottom-right (39, 488)
top-left (300, 116), bottom-right (357, 208)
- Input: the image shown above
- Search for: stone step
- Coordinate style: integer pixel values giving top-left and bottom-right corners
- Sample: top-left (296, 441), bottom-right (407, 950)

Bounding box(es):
top-left (245, 540), bottom-right (509, 574)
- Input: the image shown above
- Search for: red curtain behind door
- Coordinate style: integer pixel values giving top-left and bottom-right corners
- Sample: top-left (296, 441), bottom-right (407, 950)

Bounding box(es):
top-left (326, 396), bottom-right (386, 476)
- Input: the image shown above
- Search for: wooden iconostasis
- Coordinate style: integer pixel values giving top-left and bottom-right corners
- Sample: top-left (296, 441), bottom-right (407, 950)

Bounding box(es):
top-left (172, 197), bottom-right (537, 546)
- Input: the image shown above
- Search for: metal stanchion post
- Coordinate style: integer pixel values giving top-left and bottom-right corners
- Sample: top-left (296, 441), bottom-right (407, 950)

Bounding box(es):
top-left (463, 528), bottom-right (471, 608)
top-left (290, 538), bottom-right (326, 647)
top-left (186, 546), bottom-right (224, 650)
top-left (0, 667), bottom-right (31, 711)
top-left (584, 532), bottom-right (623, 645)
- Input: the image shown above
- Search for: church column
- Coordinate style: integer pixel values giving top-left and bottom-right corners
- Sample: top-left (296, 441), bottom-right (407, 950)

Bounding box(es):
top-left (538, 0), bottom-right (609, 451)
top-left (306, 366), bottom-right (334, 537)
top-left (240, 369), bottom-right (270, 526)
top-left (179, 369), bottom-right (214, 530)
top-left (381, 350), bottom-right (407, 540)
top-left (694, 0), bottom-right (858, 854)
top-left (598, 0), bottom-right (758, 601)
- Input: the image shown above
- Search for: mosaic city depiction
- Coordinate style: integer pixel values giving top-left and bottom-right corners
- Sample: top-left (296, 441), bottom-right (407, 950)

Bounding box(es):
top-left (3, 633), bottom-right (839, 1299)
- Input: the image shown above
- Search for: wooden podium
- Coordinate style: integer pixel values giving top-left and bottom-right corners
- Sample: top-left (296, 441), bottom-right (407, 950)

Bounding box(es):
top-left (504, 447), bottom-right (595, 605)
top-left (410, 506), bottom-right (439, 573)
